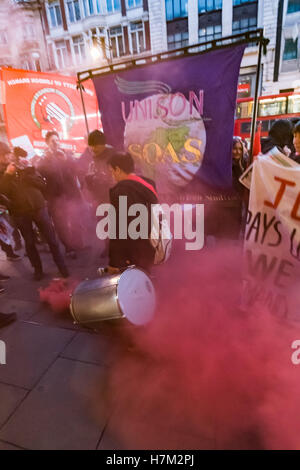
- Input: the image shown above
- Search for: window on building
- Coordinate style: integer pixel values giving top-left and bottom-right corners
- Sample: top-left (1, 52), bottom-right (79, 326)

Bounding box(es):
top-left (287, 0), bottom-right (300, 13)
top-left (232, 0), bottom-right (257, 34)
top-left (283, 38), bottom-right (298, 60)
top-left (233, 0), bottom-right (255, 5)
top-left (198, 0), bottom-right (222, 13)
top-left (55, 40), bottom-right (68, 68)
top-left (127, 0), bottom-right (142, 7)
top-left (73, 35), bottom-right (86, 64)
top-left (109, 26), bottom-right (125, 57)
top-left (49, 2), bottom-right (62, 28)
top-left (166, 0), bottom-right (188, 21)
top-left (106, 0), bottom-right (121, 13)
top-left (0, 31), bottom-right (8, 44)
top-left (167, 31), bottom-right (189, 50)
top-left (130, 22), bottom-right (146, 54)
top-left (199, 24), bottom-right (222, 43)
top-left (94, 0), bottom-right (105, 12)
top-left (21, 59), bottom-right (31, 71)
top-left (232, 16), bottom-right (257, 33)
top-left (34, 58), bottom-right (41, 72)
top-left (67, 0), bottom-right (81, 22)
top-left (83, 0), bottom-right (95, 16)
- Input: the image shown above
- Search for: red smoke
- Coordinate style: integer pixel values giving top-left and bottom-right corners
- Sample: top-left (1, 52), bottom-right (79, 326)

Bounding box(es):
top-left (39, 278), bottom-right (80, 313)
top-left (103, 242), bottom-right (300, 449)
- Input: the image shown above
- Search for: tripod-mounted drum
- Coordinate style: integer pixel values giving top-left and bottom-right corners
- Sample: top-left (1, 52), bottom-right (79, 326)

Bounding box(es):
top-left (70, 266), bottom-right (156, 328)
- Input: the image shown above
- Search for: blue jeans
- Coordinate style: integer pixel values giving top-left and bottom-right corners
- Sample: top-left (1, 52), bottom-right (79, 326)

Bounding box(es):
top-left (15, 207), bottom-right (67, 274)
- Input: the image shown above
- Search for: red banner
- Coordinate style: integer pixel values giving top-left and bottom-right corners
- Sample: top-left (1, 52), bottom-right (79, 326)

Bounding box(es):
top-left (0, 67), bottom-right (100, 154)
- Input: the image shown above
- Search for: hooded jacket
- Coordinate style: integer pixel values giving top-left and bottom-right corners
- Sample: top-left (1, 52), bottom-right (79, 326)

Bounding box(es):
top-left (85, 146), bottom-right (115, 203)
top-left (261, 119), bottom-right (293, 155)
top-left (108, 177), bottom-right (158, 271)
top-left (0, 166), bottom-right (46, 216)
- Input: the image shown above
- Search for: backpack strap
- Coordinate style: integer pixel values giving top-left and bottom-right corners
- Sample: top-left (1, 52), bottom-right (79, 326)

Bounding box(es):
top-left (126, 174), bottom-right (158, 199)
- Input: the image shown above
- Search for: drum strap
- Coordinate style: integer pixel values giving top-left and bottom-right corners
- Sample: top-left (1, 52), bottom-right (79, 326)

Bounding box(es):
top-left (126, 174), bottom-right (158, 199)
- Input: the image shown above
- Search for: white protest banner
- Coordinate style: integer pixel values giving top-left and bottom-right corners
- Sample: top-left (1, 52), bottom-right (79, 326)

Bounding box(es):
top-left (243, 155), bottom-right (300, 321)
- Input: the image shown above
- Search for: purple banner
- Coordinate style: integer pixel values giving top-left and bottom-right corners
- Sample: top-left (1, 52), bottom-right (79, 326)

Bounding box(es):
top-left (92, 45), bottom-right (246, 196)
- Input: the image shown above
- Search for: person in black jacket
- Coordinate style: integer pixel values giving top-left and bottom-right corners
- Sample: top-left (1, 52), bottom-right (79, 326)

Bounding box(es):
top-left (0, 155), bottom-right (68, 280)
top-left (86, 130), bottom-right (115, 204)
top-left (261, 119), bottom-right (294, 156)
top-left (105, 152), bottom-right (158, 274)
top-left (38, 131), bottom-right (84, 257)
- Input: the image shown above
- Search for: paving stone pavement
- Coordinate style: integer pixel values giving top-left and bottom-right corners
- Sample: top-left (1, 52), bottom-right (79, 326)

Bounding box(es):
top-left (0, 246), bottom-right (131, 450)
top-left (0, 244), bottom-right (222, 450)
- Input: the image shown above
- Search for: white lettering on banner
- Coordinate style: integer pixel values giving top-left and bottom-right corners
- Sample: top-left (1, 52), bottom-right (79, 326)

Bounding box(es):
top-left (243, 156), bottom-right (300, 321)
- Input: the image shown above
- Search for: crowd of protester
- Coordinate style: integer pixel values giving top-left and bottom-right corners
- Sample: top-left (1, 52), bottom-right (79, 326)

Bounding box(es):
top-left (0, 117), bottom-right (299, 328)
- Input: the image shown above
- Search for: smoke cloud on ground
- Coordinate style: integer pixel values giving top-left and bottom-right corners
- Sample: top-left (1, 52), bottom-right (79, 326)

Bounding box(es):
top-left (102, 241), bottom-right (300, 449)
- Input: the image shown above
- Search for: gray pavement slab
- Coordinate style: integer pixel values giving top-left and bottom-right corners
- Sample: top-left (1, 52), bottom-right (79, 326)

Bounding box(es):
top-left (0, 322), bottom-right (75, 389)
top-left (0, 298), bottom-right (40, 321)
top-left (0, 383), bottom-right (27, 428)
top-left (29, 305), bottom-right (83, 332)
top-left (61, 330), bottom-right (126, 367)
top-left (0, 357), bottom-right (110, 450)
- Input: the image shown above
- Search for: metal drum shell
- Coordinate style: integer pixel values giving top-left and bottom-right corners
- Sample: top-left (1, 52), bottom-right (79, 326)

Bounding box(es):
top-left (70, 274), bottom-right (124, 326)
top-left (70, 268), bottom-right (156, 327)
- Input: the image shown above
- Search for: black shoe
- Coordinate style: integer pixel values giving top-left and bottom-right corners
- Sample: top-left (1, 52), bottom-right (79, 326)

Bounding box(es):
top-left (59, 267), bottom-right (69, 278)
top-left (33, 271), bottom-right (44, 281)
top-left (0, 274), bottom-right (10, 282)
top-left (7, 253), bottom-right (21, 261)
top-left (0, 312), bottom-right (17, 328)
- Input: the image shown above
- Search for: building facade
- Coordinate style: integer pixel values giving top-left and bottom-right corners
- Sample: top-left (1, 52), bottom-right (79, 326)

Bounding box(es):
top-left (0, 1), bottom-right (298, 94)
top-left (0, 0), bottom-right (49, 140)
top-left (38, 0), bottom-right (300, 96)
top-left (40, 0), bottom-right (151, 73)
top-left (0, 0), bottom-right (49, 71)
top-left (148, 0), bottom-right (300, 97)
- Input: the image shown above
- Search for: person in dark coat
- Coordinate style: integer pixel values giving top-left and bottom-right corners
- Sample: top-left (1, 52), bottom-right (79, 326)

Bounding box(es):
top-left (261, 119), bottom-right (294, 156)
top-left (0, 154), bottom-right (68, 280)
top-left (228, 137), bottom-right (249, 239)
top-left (105, 152), bottom-right (157, 274)
top-left (85, 130), bottom-right (115, 204)
top-left (38, 131), bottom-right (83, 255)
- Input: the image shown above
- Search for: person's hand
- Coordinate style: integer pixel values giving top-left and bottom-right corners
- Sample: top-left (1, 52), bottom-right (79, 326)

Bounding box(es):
top-left (5, 163), bottom-right (16, 175)
top-left (106, 266), bottom-right (120, 275)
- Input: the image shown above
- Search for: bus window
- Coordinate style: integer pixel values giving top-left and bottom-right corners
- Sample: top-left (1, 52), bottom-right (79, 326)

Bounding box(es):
top-left (287, 94), bottom-right (300, 114)
top-left (236, 100), bottom-right (253, 119)
top-left (258, 97), bottom-right (287, 116)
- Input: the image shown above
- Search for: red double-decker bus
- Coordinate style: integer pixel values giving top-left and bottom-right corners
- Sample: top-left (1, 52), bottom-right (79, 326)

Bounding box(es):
top-left (234, 92), bottom-right (300, 140)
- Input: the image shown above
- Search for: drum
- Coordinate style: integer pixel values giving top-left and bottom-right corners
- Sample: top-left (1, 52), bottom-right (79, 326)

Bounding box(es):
top-left (70, 267), bottom-right (156, 327)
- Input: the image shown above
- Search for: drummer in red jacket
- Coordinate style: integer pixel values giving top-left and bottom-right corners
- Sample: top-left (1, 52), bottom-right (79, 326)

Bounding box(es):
top-left (105, 152), bottom-right (158, 275)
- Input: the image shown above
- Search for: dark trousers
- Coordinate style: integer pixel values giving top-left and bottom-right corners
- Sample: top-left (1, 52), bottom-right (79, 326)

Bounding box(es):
top-left (15, 207), bottom-right (67, 274)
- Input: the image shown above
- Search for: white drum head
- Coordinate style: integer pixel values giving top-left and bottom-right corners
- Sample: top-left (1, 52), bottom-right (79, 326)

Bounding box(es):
top-left (117, 268), bottom-right (156, 325)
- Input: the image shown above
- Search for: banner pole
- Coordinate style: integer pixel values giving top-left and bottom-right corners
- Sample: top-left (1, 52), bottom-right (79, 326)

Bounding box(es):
top-left (249, 33), bottom-right (263, 163)
top-left (77, 80), bottom-right (89, 136)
